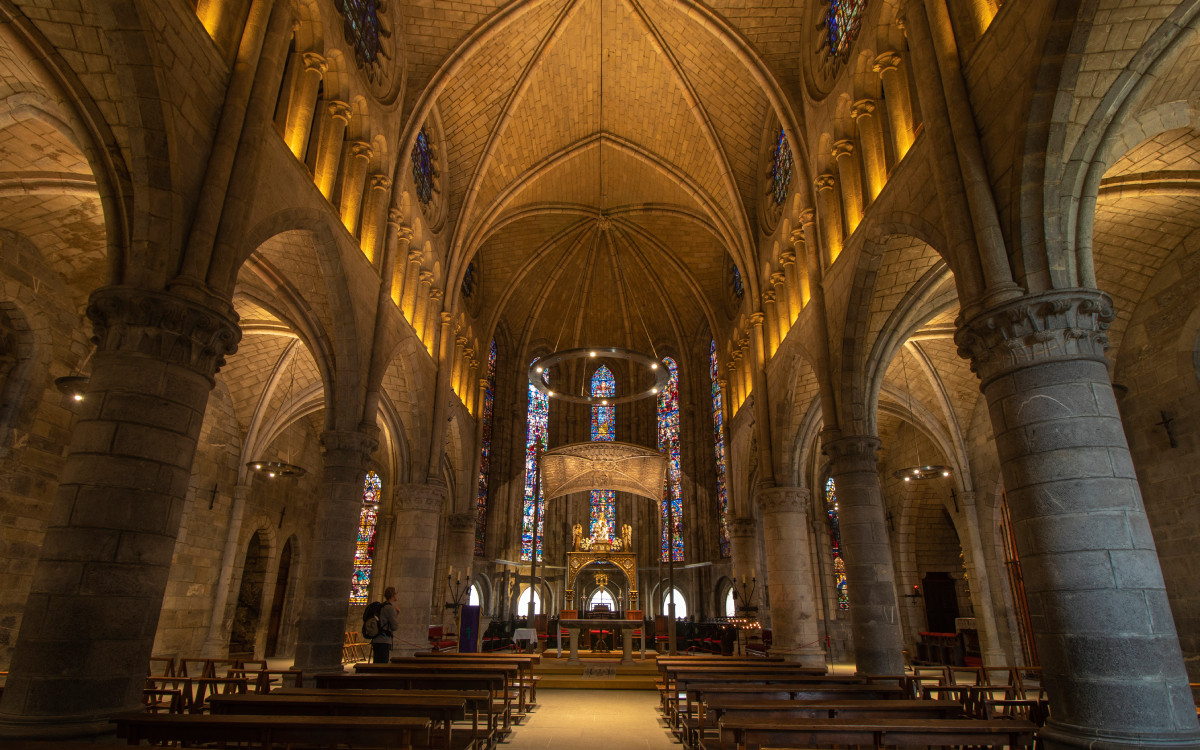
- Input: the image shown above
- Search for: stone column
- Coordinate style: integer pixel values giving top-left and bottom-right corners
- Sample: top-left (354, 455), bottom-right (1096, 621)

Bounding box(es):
top-left (313, 101), bottom-right (351, 199)
top-left (201, 483), bottom-right (252, 657)
top-left (339, 141), bottom-right (372, 234)
top-left (358, 174), bottom-right (392, 265)
top-left (873, 52), bottom-right (916, 161)
top-left (412, 271), bottom-right (434, 341)
top-left (823, 435), bottom-right (904, 675)
top-left (831, 140), bottom-right (864, 235)
top-left (442, 512), bottom-right (476, 631)
top-left (389, 223), bottom-right (414, 308)
top-left (0, 288), bottom-right (239, 737)
top-left (423, 289), bottom-right (444, 352)
top-left (851, 99), bottom-right (887, 201)
top-left (291, 428), bottom-right (378, 673)
top-left (760, 290), bottom-right (780, 352)
top-left (778, 250), bottom-right (803, 322)
top-left (283, 51), bottom-right (326, 159)
top-left (955, 289), bottom-right (1200, 749)
top-left (453, 335), bottom-right (469, 399)
top-left (770, 272), bottom-right (789, 336)
top-left (401, 250), bottom-right (424, 322)
top-left (758, 487), bottom-right (825, 667)
top-left (814, 174), bottom-right (843, 266)
top-left (391, 483), bottom-right (447, 657)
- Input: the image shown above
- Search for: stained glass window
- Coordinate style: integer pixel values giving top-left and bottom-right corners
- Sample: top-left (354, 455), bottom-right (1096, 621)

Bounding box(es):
top-left (825, 477), bottom-right (849, 610)
top-left (770, 128), bottom-right (793, 207)
top-left (350, 470), bottom-right (382, 604)
top-left (824, 0), bottom-right (867, 62)
top-left (522, 360), bottom-right (549, 562)
top-left (411, 127), bottom-right (436, 207)
top-left (461, 261), bottom-right (477, 299)
top-left (730, 264), bottom-right (744, 300)
top-left (710, 341), bottom-right (731, 558)
top-left (474, 340), bottom-right (496, 556)
top-left (336, 0), bottom-right (383, 65)
top-left (590, 365), bottom-right (616, 536)
top-left (659, 357), bottom-right (683, 562)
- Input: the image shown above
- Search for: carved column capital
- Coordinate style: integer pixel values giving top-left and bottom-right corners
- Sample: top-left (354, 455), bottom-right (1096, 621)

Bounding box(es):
top-left (873, 50), bottom-right (902, 74)
top-left (408, 248), bottom-right (424, 263)
top-left (851, 98), bottom-right (877, 119)
top-left (770, 271), bottom-right (786, 287)
top-left (831, 139), bottom-right (856, 159)
top-left (778, 250), bottom-right (797, 267)
top-left (823, 435), bottom-right (881, 474)
top-left (729, 516), bottom-right (756, 538)
top-left (87, 286), bottom-right (242, 383)
top-left (761, 289), bottom-right (776, 304)
top-left (301, 51), bottom-right (328, 74)
top-left (756, 486), bottom-right (809, 516)
top-left (348, 141), bottom-right (373, 160)
top-left (798, 209), bottom-right (816, 228)
top-left (369, 174), bottom-right (392, 191)
top-left (389, 211), bottom-right (410, 232)
top-left (320, 428), bottom-right (379, 466)
top-left (419, 270), bottom-right (435, 284)
top-left (447, 512), bottom-right (475, 533)
top-left (748, 311), bottom-right (765, 327)
top-left (430, 289), bottom-right (445, 303)
top-left (327, 100), bottom-right (352, 122)
top-left (954, 288), bottom-right (1115, 388)
top-left (814, 174), bottom-right (837, 192)
top-left (396, 482), bottom-right (447, 512)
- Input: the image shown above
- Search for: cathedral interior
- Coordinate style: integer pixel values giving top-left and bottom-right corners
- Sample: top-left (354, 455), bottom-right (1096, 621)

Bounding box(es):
top-left (1, 0), bottom-right (1200, 747)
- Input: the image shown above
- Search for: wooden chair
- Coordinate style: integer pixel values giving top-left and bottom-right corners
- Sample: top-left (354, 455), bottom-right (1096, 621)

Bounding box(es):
top-left (148, 656), bottom-right (175, 678)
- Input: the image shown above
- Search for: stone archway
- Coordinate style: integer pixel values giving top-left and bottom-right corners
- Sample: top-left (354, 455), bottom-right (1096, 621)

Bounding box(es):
top-left (230, 531), bottom-right (269, 658)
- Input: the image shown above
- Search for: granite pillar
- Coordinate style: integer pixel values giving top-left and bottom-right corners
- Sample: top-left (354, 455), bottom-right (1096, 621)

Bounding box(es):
top-left (758, 487), bottom-right (824, 667)
top-left (391, 484), bottom-right (447, 657)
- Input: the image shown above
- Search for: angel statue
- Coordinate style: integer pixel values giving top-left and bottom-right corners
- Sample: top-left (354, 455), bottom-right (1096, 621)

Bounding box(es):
top-left (572, 523), bottom-right (583, 551)
top-left (621, 524), bottom-right (632, 551)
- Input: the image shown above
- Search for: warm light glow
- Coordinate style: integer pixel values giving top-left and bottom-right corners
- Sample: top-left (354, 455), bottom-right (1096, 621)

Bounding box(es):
top-left (903, 476), bottom-right (911, 482)
top-left (589, 351), bottom-right (596, 357)
top-left (72, 393), bottom-right (83, 402)
top-left (536, 366), bottom-right (543, 373)
top-left (651, 388), bottom-right (658, 394)
top-left (651, 363), bottom-right (658, 370)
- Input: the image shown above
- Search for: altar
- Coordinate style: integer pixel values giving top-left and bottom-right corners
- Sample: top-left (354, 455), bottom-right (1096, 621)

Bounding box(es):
top-left (559, 618), bottom-right (646, 665)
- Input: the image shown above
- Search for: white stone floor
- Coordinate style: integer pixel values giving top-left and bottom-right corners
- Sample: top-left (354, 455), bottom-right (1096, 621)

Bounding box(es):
top-left (502, 689), bottom-right (678, 749)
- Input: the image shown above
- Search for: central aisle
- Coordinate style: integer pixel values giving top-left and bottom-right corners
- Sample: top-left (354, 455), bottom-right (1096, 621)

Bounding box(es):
top-left (503, 689), bottom-right (678, 749)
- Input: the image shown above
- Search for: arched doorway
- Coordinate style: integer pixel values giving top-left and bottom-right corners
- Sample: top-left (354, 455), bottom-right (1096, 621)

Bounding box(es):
top-left (229, 531), bottom-right (268, 658)
top-left (264, 537), bottom-right (294, 657)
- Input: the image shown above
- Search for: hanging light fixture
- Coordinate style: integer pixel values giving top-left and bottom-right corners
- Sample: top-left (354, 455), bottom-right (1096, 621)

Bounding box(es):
top-left (247, 341), bottom-right (307, 479)
top-left (891, 341), bottom-right (950, 483)
top-left (54, 345), bottom-right (96, 405)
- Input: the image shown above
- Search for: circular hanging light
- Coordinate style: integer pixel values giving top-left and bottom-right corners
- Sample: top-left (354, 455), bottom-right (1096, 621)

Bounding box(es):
top-left (893, 465), bottom-right (951, 482)
top-left (54, 375), bottom-right (89, 403)
top-left (246, 459), bottom-right (306, 479)
top-left (528, 347), bottom-right (669, 405)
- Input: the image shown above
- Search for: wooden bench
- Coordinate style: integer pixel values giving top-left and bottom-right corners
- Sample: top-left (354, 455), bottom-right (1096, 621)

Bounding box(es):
top-left (660, 666), bottom-right (830, 718)
top-left (111, 712), bottom-right (429, 750)
top-left (355, 662), bottom-right (519, 720)
top-left (411, 652), bottom-right (542, 708)
top-left (669, 673), bottom-right (899, 727)
top-left (276, 687), bottom-right (495, 750)
top-left (677, 680), bottom-right (906, 734)
top-left (316, 671), bottom-right (511, 736)
top-left (712, 716), bottom-right (1036, 750)
top-left (385, 657), bottom-right (534, 712)
top-left (210, 692), bottom-right (466, 750)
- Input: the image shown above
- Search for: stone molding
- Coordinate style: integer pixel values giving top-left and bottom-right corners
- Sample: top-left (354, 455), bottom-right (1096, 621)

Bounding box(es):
top-left (728, 516), bottom-right (756, 538)
top-left (954, 288), bottom-right (1115, 388)
top-left (87, 286), bottom-right (241, 382)
top-left (396, 482), bottom-right (447, 512)
top-left (755, 486), bottom-right (809, 516)
top-left (447, 512), bottom-right (474, 532)
top-left (823, 435), bottom-right (881, 474)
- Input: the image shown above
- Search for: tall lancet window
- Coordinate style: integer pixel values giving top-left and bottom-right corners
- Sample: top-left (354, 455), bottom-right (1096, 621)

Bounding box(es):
top-left (710, 341), bottom-right (731, 557)
top-left (474, 340), bottom-right (497, 556)
top-left (350, 471), bottom-right (382, 603)
top-left (522, 360), bottom-right (549, 561)
top-left (590, 365), bottom-right (616, 536)
top-left (825, 477), bottom-right (849, 609)
top-left (658, 357), bottom-right (683, 561)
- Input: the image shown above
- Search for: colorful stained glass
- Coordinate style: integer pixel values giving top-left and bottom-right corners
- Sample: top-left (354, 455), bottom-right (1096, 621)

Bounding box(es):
top-left (825, 477), bottom-right (849, 610)
top-left (824, 0), bottom-right (867, 62)
top-left (350, 470), bottom-right (382, 603)
top-left (658, 357), bottom-right (683, 562)
top-left (336, 0), bottom-right (383, 65)
top-left (770, 128), bottom-right (793, 207)
top-left (522, 361), bottom-right (549, 562)
top-left (461, 261), bottom-right (477, 299)
top-left (474, 340), bottom-right (496, 556)
top-left (730, 263), bottom-right (744, 300)
top-left (412, 127), bottom-right (436, 207)
top-left (710, 341), bottom-right (731, 558)
top-left (589, 365), bottom-right (617, 536)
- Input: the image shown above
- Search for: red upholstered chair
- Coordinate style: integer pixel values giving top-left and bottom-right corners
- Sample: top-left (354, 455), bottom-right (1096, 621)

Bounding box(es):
top-left (626, 610), bottom-right (644, 649)
top-left (428, 625), bottom-right (457, 652)
top-left (654, 614), bottom-right (670, 652)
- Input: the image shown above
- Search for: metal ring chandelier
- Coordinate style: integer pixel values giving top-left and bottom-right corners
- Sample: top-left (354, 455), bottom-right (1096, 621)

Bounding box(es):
top-left (528, 347), bottom-right (669, 405)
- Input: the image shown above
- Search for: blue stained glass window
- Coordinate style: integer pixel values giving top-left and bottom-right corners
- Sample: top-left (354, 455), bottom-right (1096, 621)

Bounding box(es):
top-left (522, 361), bottom-right (549, 562)
top-left (336, 0), bottom-right (383, 65)
top-left (710, 342), bottom-right (731, 558)
top-left (825, 0), bottom-right (867, 62)
top-left (825, 477), bottom-right (849, 610)
top-left (730, 264), bottom-right (744, 300)
top-left (474, 340), bottom-right (496, 556)
top-left (770, 128), bottom-right (793, 207)
top-left (658, 357), bottom-right (683, 562)
top-left (350, 470), bottom-right (382, 603)
top-left (412, 127), bottom-right (436, 207)
top-left (590, 365), bottom-right (617, 537)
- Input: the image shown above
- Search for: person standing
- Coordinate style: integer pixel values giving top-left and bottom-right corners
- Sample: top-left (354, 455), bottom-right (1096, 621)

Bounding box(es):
top-left (372, 586), bottom-right (400, 663)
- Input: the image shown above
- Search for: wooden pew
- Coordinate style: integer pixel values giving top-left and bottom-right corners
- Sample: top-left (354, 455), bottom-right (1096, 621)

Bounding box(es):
top-left (660, 665), bottom-right (829, 717)
top-left (669, 673), bottom-right (897, 728)
top-left (411, 652), bottom-right (541, 707)
top-left (388, 656), bottom-right (535, 712)
top-left (714, 715), bottom-right (1037, 750)
top-left (275, 687), bottom-right (495, 750)
top-left (111, 712), bottom-right (429, 750)
top-left (677, 680), bottom-right (906, 735)
top-left (209, 692), bottom-right (466, 750)
top-left (315, 671), bottom-right (511, 736)
top-left (690, 698), bottom-right (962, 750)
top-left (355, 662), bottom-right (519, 721)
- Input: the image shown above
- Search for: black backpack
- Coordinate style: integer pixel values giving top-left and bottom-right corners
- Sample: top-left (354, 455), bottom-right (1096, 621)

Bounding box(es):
top-left (362, 600), bottom-right (385, 638)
